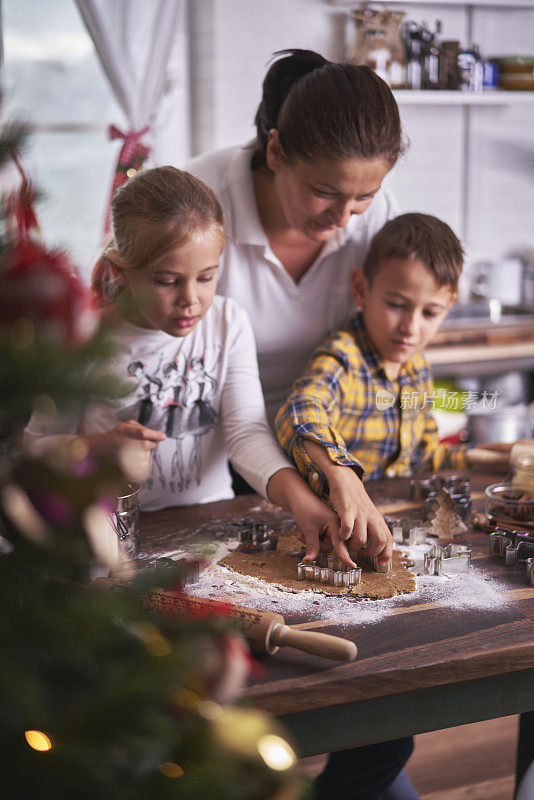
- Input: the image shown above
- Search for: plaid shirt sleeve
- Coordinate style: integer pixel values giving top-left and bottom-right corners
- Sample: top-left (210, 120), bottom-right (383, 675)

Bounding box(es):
top-left (275, 335), bottom-right (364, 501)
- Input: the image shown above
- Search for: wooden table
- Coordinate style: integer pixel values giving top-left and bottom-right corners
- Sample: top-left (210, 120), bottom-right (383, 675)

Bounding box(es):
top-left (139, 470), bottom-right (534, 793)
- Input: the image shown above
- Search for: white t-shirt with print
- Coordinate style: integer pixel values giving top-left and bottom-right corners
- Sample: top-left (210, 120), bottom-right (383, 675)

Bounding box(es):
top-left (186, 142), bottom-right (399, 427)
top-left (25, 297), bottom-right (292, 511)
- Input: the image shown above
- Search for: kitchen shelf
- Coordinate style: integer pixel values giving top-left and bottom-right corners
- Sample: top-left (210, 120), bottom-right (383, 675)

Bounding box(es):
top-left (393, 90), bottom-right (534, 105)
top-left (428, 341), bottom-right (534, 376)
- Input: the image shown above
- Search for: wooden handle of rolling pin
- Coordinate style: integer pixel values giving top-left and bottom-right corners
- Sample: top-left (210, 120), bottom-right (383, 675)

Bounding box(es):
top-left (92, 579), bottom-right (357, 661)
top-left (270, 623), bottom-right (357, 661)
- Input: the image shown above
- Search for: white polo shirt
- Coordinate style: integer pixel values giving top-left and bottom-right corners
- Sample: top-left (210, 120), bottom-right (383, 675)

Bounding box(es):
top-left (187, 143), bottom-right (398, 428)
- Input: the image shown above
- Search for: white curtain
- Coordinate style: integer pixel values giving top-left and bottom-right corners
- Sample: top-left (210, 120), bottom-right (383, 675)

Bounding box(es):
top-left (74, 0), bottom-right (184, 229)
top-left (75, 0), bottom-right (183, 136)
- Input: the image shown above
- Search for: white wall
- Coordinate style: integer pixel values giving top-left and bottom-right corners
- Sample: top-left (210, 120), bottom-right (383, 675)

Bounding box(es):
top-left (183, 0), bottom-right (534, 283)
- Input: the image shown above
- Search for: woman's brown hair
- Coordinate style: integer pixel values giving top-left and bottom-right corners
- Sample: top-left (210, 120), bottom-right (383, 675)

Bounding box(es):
top-left (252, 49), bottom-right (405, 170)
top-left (92, 166), bottom-right (224, 302)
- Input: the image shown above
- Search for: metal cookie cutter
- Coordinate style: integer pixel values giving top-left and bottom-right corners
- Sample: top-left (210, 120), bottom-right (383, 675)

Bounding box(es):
top-left (388, 517), bottom-right (429, 546)
top-left (142, 556), bottom-right (200, 585)
top-left (423, 542), bottom-right (471, 576)
top-left (297, 553), bottom-right (362, 587)
top-left (410, 474), bottom-right (444, 500)
top-left (228, 518), bottom-right (279, 553)
top-left (354, 552), bottom-right (393, 573)
top-left (489, 529), bottom-right (534, 585)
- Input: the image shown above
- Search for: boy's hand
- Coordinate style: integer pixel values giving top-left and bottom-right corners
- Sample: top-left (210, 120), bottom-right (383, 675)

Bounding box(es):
top-left (266, 468), bottom-right (356, 566)
top-left (289, 486), bottom-right (358, 567)
top-left (302, 440), bottom-right (392, 569)
top-left (328, 468), bottom-right (392, 568)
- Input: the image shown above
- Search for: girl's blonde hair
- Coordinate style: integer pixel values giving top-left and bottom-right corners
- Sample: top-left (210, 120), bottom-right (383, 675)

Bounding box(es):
top-left (92, 166), bottom-right (225, 302)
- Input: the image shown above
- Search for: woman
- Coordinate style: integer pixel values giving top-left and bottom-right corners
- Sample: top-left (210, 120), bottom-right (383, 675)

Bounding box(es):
top-left (187, 49), bottom-right (403, 428)
top-left (187, 49), bottom-right (418, 800)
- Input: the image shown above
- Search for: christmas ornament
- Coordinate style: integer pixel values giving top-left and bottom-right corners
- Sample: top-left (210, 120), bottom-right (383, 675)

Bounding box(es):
top-left (0, 239), bottom-right (100, 347)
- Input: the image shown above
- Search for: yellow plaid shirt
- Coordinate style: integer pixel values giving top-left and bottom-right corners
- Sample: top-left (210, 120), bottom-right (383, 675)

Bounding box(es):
top-left (275, 311), bottom-right (468, 501)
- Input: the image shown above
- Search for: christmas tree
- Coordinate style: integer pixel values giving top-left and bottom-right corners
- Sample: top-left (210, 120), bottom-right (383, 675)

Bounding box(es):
top-left (0, 125), bottom-right (305, 800)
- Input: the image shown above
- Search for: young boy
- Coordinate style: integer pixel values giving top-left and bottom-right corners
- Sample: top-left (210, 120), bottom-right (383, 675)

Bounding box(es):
top-left (276, 213), bottom-right (491, 565)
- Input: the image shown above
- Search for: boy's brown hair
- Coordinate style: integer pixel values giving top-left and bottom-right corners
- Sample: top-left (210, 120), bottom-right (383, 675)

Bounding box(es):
top-left (362, 212), bottom-right (464, 291)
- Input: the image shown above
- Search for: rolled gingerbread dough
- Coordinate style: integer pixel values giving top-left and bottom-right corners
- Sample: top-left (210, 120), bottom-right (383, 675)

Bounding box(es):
top-left (219, 534), bottom-right (416, 599)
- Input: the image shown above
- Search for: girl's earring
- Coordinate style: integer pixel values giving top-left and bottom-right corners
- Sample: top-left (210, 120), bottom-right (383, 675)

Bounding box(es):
top-left (102, 259), bottom-right (126, 301)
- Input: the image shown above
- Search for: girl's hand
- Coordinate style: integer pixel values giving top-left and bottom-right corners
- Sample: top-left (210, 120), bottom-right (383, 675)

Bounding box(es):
top-left (85, 421), bottom-right (166, 483)
top-left (87, 420), bottom-right (166, 455)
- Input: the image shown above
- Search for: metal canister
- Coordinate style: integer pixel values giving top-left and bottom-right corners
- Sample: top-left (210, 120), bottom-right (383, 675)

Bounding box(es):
top-left (113, 482), bottom-right (140, 558)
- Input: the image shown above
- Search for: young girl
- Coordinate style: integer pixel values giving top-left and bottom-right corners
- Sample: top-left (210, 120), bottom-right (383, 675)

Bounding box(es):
top-left (24, 166), bottom-right (342, 561)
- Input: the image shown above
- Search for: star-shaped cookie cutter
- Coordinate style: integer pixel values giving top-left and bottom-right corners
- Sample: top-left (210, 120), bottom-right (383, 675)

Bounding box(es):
top-left (423, 542), bottom-right (471, 576)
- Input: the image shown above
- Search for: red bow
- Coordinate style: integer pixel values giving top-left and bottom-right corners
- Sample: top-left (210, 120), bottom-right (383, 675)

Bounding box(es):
top-left (108, 124), bottom-right (150, 163)
top-left (7, 151), bottom-right (40, 240)
top-left (104, 125), bottom-right (151, 233)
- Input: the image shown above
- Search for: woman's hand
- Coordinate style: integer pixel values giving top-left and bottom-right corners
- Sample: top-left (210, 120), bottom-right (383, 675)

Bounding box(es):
top-left (303, 440), bottom-right (392, 569)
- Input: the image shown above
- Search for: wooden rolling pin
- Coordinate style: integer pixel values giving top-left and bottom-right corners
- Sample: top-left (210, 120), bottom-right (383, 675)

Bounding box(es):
top-left (144, 589), bottom-right (357, 661)
top-left (93, 579), bottom-right (357, 661)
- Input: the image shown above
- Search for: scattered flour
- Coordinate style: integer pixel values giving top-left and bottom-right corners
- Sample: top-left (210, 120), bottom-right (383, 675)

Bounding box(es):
top-left (185, 540), bottom-right (513, 627)
top-left (144, 526), bottom-right (514, 627)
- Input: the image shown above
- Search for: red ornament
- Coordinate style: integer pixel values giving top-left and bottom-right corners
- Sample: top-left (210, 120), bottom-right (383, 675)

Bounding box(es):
top-left (0, 240), bottom-right (100, 346)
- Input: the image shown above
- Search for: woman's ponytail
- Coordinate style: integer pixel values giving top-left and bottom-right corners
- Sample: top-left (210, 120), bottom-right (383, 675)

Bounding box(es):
top-left (251, 49), bottom-right (329, 170)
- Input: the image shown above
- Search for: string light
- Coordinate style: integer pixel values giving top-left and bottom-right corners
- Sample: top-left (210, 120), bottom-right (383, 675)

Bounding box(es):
top-left (25, 730), bottom-right (52, 751)
top-left (172, 688), bottom-right (200, 709)
top-left (159, 762), bottom-right (184, 778)
top-left (196, 699), bottom-right (223, 719)
top-left (130, 621), bottom-right (171, 657)
top-left (70, 437), bottom-right (89, 461)
top-left (257, 735), bottom-right (296, 771)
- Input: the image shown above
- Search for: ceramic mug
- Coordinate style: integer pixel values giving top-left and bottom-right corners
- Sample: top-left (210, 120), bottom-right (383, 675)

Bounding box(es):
top-left (469, 257), bottom-right (523, 306)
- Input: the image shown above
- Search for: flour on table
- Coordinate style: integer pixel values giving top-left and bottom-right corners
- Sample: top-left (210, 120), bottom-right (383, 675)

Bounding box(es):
top-left (186, 539), bottom-right (514, 627)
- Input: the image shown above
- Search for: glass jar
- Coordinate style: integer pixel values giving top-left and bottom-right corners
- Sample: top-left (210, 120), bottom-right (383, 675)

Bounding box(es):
top-left (511, 456), bottom-right (534, 493)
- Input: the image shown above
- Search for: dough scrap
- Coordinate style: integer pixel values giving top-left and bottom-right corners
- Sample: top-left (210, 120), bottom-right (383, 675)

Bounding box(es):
top-left (219, 535), bottom-right (416, 599)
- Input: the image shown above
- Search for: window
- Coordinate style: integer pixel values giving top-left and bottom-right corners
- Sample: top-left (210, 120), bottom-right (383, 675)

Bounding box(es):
top-left (2, 0), bottom-right (122, 281)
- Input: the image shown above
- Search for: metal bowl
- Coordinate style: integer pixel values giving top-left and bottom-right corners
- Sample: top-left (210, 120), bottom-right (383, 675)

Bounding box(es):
top-left (467, 409), bottom-right (532, 444)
